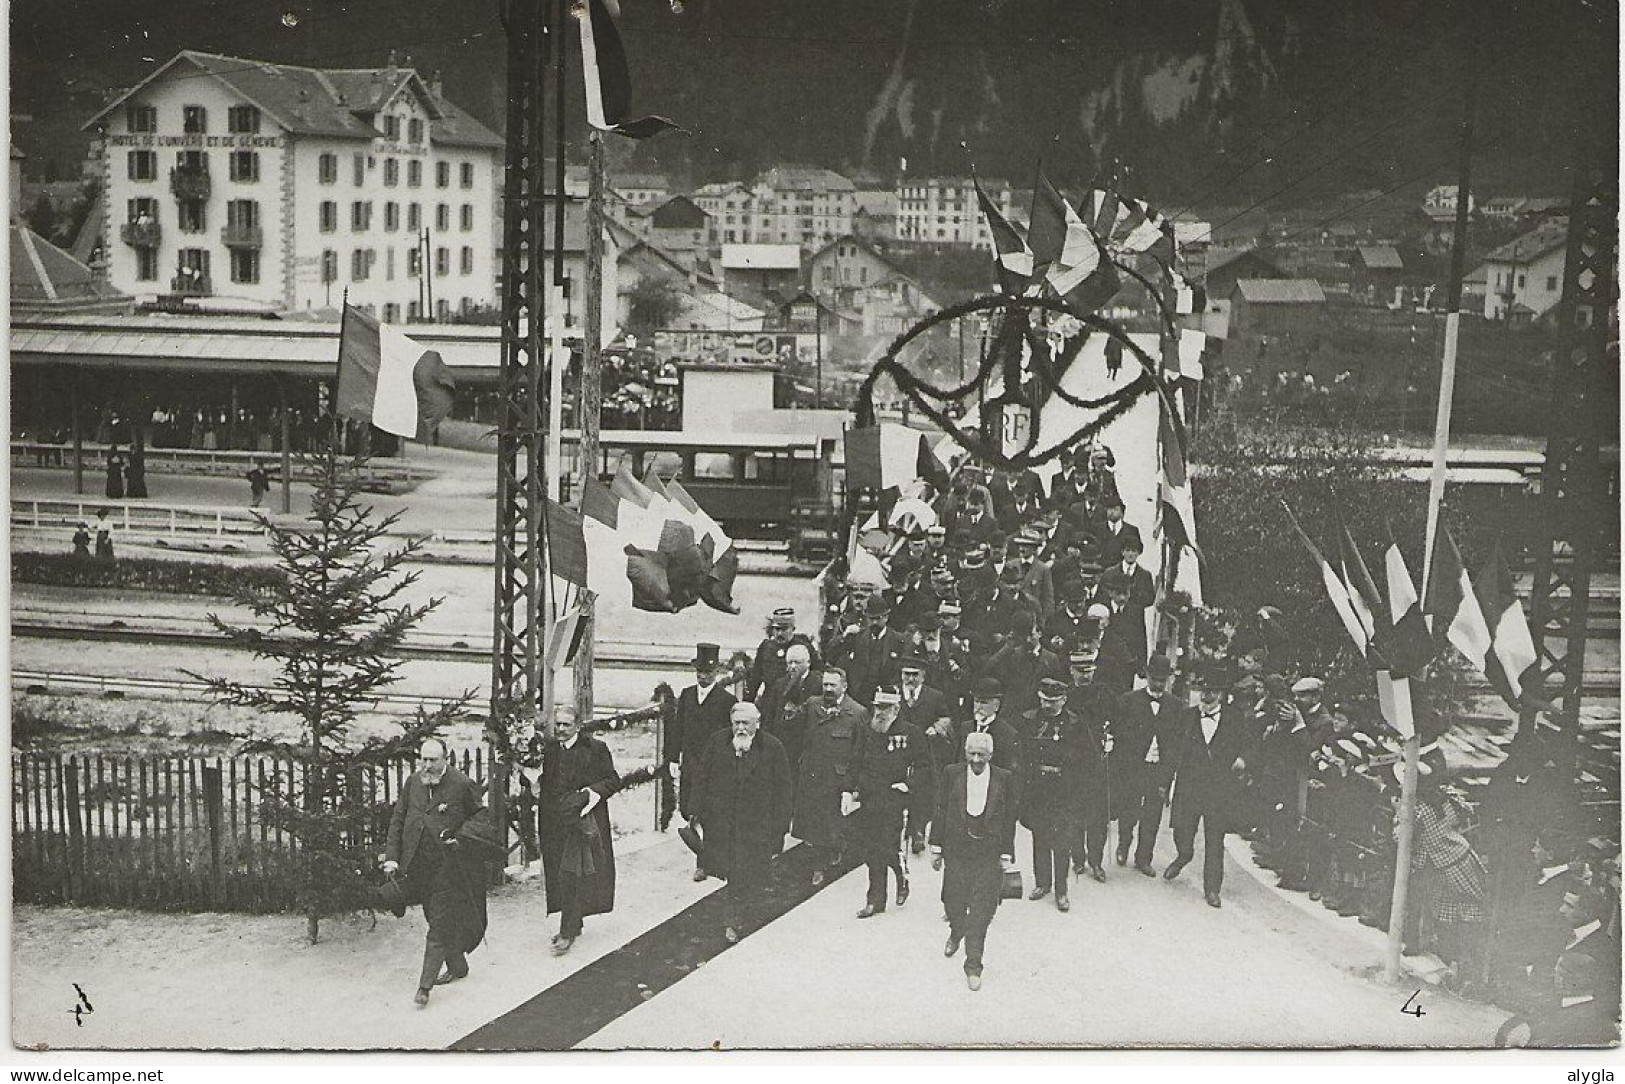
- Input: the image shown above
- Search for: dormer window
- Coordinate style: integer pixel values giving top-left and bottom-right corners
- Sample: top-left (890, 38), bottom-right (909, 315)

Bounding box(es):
top-left (127, 105), bottom-right (157, 133)
top-left (383, 115), bottom-right (401, 140)
top-left (183, 106), bottom-right (208, 134)
top-left (408, 118), bottom-right (423, 144)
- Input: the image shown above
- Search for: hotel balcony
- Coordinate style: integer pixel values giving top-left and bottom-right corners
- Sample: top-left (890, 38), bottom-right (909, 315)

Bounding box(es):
top-left (119, 220), bottom-right (162, 248)
top-left (170, 165), bottom-right (211, 201)
top-left (221, 223), bottom-right (263, 248)
top-left (169, 272), bottom-right (213, 296)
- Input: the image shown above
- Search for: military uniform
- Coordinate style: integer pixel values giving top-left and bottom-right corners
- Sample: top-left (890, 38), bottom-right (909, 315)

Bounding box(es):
top-left (1020, 698), bottom-right (1085, 901)
top-left (852, 708), bottom-right (931, 913)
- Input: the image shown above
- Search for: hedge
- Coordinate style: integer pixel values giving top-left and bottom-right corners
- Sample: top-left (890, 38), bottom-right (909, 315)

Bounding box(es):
top-left (13, 552), bottom-right (286, 598)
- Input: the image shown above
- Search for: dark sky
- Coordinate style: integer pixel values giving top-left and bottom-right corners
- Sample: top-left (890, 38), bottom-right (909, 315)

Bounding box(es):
top-left (10, 0), bottom-right (1617, 207)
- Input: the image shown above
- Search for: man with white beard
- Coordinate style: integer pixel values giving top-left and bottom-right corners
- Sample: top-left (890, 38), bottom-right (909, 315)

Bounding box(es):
top-left (696, 702), bottom-right (793, 943)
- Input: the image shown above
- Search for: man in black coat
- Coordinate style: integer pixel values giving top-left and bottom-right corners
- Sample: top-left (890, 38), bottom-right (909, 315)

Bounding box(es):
top-left (759, 642), bottom-right (817, 775)
top-left (743, 607), bottom-right (818, 703)
top-left (668, 642), bottom-right (736, 881)
top-left (1065, 644), bottom-right (1116, 883)
top-left (852, 685), bottom-right (931, 918)
top-left (383, 737), bottom-right (486, 1007)
top-left (985, 613), bottom-right (1067, 724)
top-left (1111, 655), bottom-right (1180, 877)
top-left (697, 702), bottom-right (793, 943)
top-left (1020, 679), bottom-right (1085, 910)
top-left (538, 705), bottom-right (623, 955)
top-left (931, 731), bottom-right (1018, 991)
top-left (1165, 667), bottom-right (1254, 907)
top-left (827, 594), bottom-right (906, 708)
top-left (792, 666), bottom-right (870, 884)
top-left (1094, 498), bottom-right (1144, 566)
top-left (896, 656), bottom-right (953, 854)
top-left (1098, 570), bottom-right (1150, 685)
top-left (952, 677), bottom-right (1025, 783)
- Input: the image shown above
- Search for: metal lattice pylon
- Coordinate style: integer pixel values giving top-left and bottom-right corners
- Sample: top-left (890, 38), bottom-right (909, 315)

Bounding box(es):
top-left (487, 0), bottom-right (553, 840)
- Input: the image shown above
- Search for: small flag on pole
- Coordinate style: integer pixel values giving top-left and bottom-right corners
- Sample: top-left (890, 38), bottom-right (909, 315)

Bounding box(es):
top-left (578, 0), bottom-right (685, 139)
top-left (546, 605), bottom-right (589, 671)
top-left (1382, 526), bottom-right (1435, 678)
top-left (1475, 542), bottom-right (1541, 706)
top-left (974, 174), bottom-right (1033, 296)
top-left (1284, 503), bottom-right (1370, 656)
top-left (335, 304), bottom-right (455, 440)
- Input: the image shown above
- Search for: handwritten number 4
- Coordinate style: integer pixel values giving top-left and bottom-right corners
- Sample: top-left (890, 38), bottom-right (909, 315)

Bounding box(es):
top-left (1401, 990), bottom-right (1425, 1018)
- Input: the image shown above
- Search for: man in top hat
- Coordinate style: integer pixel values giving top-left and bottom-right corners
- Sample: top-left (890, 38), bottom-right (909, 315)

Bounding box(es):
top-left (1047, 444), bottom-right (1094, 512)
top-left (792, 665), bottom-right (870, 884)
top-left (1065, 643), bottom-right (1115, 883)
top-left (668, 642), bottom-right (737, 881)
top-left (1020, 677), bottom-right (1085, 910)
top-left (994, 470), bottom-right (1045, 534)
top-left (696, 701), bottom-right (793, 943)
top-left (932, 730), bottom-right (1018, 991)
top-left (1094, 498), bottom-right (1143, 567)
top-left (744, 607), bottom-right (817, 704)
top-left (828, 593), bottom-right (906, 708)
top-left (852, 684), bottom-right (930, 918)
top-left (1111, 655), bottom-right (1180, 877)
top-left (970, 562), bottom-right (1039, 653)
top-left (896, 654), bottom-right (954, 853)
top-left (1164, 665), bottom-right (1252, 908)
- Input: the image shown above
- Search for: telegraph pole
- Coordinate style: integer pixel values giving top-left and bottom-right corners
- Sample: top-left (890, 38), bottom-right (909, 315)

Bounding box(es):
top-left (574, 130), bottom-right (605, 724)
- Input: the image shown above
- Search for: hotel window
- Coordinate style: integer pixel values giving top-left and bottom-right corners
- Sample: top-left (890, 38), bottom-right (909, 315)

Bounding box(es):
top-left (127, 197), bottom-right (158, 223)
top-left (407, 248), bottom-right (421, 277)
top-left (383, 115), bottom-right (401, 140)
top-left (127, 105), bottom-right (157, 133)
top-left (435, 247), bottom-right (450, 276)
top-left (384, 159), bottom-right (399, 187)
top-left (408, 160), bottom-right (422, 188)
top-left (319, 153), bottom-right (338, 184)
top-left (226, 199), bottom-right (259, 231)
top-left (227, 105), bottom-right (261, 134)
top-left (460, 204), bottom-right (473, 231)
top-left (460, 162), bottom-right (474, 188)
top-left (321, 249), bottom-right (338, 283)
top-left (230, 248), bottom-right (260, 284)
top-left (178, 200), bottom-right (206, 232)
top-left (436, 161), bottom-right (450, 188)
top-left (320, 201), bottom-right (337, 233)
top-left (408, 118), bottom-right (423, 144)
top-left (460, 246), bottom-right (473, 274)
top-left (177, 247), bottom-right (210, 282)
top-left (408, 203), bottom-right (421, 230)
top-left (436, 204), bottom-right (449, 231)
top-left (182, 105), bottom-right (208, 134)
top-left (127, 150), bottom-right (157, 181)
top-left (229, 150), bottom-right (259, 182)
top-left (385, 202), bottom-right (399, 231)
top-left (352, 201), bottom-right (372, 231)
top-left (384, 302), bottom-right (400, 323)
top-left (135, 248), bottom-right (159, 281)
top-left (353, 153), bottom-right (366, 186)
top-left (436, 299), bottom-right (450, 321)
top-left (352, 248), bottom-right (373, 281)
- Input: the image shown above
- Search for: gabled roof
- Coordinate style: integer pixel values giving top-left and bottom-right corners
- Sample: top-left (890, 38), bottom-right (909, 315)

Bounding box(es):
top-left (1481, 220), bottom-right (1569, 265)
top-left (1231, 278), bottom-right (1326, 304)
top-left (649, 194), bottom-right (710, 229)
top-left (84, 50), bottom-right (500, 149)
top-left (1355, 244), bottom-right (1405, 270)
top-left (1204, 248), bottom-right (1286, 280)
top-left (691, 180), bottom-right (751, 198)
top-left (755, 167), bottom-right (855, 193)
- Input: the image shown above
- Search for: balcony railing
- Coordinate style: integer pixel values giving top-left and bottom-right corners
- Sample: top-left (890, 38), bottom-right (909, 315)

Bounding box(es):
top-left (170, 166), bottom-right (211, 201)
top-left (169, 273), bottom-right (213, 297)
top-left (221, 223), bottom-right (263, 248)
top-left (119, 221), bottom-right (161, 248)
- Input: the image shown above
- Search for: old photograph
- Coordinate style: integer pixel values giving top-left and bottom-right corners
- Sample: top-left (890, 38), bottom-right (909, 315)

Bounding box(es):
top-left (7, 0), bottom-right (1621, 1056)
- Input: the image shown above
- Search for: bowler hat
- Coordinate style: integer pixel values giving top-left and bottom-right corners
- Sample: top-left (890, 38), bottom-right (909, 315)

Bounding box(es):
top-left (917, 612), bottom-right (942, 632)
top-left (1100, 567), bottom-right (1131, 593)
top-left (1147, 655), bottom-right (1176, 680)
top-left (1062, 577), bottom-right (1091, 602)
top-left (1037, 677), bottom-right (1069, 700)
top-left (865, 594), bottom-right (892, 617)
top-left (693, 642), bottom-right (721, 668)
top-left (971, 677), bottom-right (1004, 700)
top-left (999, 562), bottom-right (1024, 584)
top-left (375, 874), bottom-right (409, 919)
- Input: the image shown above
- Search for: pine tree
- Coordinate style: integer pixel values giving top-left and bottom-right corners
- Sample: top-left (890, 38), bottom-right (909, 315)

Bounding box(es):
top-left (192, 432), bottom-right (473, 943)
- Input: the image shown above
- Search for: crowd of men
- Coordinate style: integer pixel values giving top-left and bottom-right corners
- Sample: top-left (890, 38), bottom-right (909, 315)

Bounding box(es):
top-left (656, 438), bottom-right (1414, 990)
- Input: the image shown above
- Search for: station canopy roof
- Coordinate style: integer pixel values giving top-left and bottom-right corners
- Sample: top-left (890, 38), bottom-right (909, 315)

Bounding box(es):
top-left (10, 312), bottom-right (503, 380)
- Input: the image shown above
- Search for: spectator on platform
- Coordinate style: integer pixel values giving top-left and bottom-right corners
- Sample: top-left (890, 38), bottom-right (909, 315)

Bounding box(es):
top-left (72, 522), bottom-right (92, 559)
top-left (246, 461), bottom-right (272, 508)
top-left (93, 509), bottom-right (116, 561)
top-left (104, 449), bottom-right (126, 500)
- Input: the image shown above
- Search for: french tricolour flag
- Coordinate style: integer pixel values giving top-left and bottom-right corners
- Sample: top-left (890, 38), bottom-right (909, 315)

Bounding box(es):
top-left (335, 304), bottom-right (455, 441)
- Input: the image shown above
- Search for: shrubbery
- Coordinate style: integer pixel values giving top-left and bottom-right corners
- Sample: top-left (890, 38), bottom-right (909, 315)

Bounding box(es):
top-left (12, 552), bottom-right (285, 597)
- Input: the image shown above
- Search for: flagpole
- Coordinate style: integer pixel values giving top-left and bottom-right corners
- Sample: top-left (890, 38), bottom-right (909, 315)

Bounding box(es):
top-left (1382, 672), bottom-right (1419, 984)
top-left (573, 129), bottom-right (605, 727)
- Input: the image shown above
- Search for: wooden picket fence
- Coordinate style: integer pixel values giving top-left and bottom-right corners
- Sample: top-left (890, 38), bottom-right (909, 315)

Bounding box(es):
top-left (13, 748), bottom-right (491, 913)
